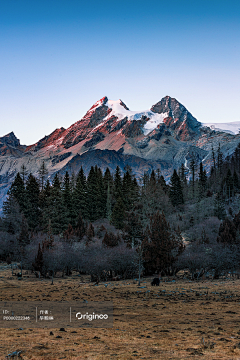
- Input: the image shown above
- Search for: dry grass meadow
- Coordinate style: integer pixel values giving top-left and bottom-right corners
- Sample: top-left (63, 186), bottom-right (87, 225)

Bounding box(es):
top-left (1, 267), bottom-right (240, 359)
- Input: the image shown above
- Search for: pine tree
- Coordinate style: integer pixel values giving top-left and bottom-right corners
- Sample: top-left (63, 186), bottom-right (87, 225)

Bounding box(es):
top-left (212, 145), bottom-right (216, 169)
top-left (234, 142), bottom-right (240, 172)
top-left (45, 173), bottom-right (67, 234)
top-left (179, 163), bottom-right (187, 184)
top-left (158, 175), bottom-right (168, 193)
top-left (111, 197), bottom-right (126, 229)
top-left (132, 177), bottom-right (140, 204)
top-left (2, 194), bottom-right (22, 234)
top-left (74, 167), bottom-right (87, 219)
top-left (86, 166), bottom-right (98, 221)
top-left (141, 171), bottom-right (150, 190)
top-left (113, 166), bottom-right (123, 200)
top-left (62, 171), bottom-right (74, 225)
top-left (233, 170), bottom-right (239, 193)
top-left (122, 170), bottom-right (134, 211)
top-left (169, 170), bottom-right (184, 206)
top-left (7, 172), bottom-right (26, 213)
top-left (18, 214), bottom-right (30, 247)
top-left (43, 219), bottom-right (54, 249)
top-left (25, 173), bottom-right (40, 230)
top-left (225, 169), bottom-right (233, 199)
top-left (95, 166), bottom-right (106, 219)
top-left (198, 162), bottom-right (207, 197)
top-left (38, 160), bottom-right (48, 191)
top-left (190, 157), bottom-right (196, 197)
top-left (149, 170), bottom-right (156, 188)
top-left (20, 164), bottom-right (28, 185)
top-left (124, 211), bottom-right (143, 248)
top-left (106, 184), bottom-right (112, 221)
top-left (103, 167), bottom-right (114, 190)
top-left (217, 143), bottom-right (223, 171)
top-left (103, 168), bottom-right (114, 221)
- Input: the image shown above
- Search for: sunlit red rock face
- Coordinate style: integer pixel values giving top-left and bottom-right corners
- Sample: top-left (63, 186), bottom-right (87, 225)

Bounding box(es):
top-left (23, 95), bottom-right (202, 155)
top-left (1, 94), bottom-right (240, 212)
top-left (25, 128), bottom-right (66, 152)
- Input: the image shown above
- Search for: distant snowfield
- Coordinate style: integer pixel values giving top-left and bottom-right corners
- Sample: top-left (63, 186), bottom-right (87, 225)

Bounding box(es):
top-left (202, 122), bottom-right (240, 135)
top-left (104, 99), bottom-right (168, 135)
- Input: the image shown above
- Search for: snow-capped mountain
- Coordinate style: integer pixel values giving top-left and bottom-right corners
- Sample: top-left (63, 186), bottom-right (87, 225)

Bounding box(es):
top-left (0, 95), bottom-right (240, 211)
top-left (202, 122), bottom-right (240, 135)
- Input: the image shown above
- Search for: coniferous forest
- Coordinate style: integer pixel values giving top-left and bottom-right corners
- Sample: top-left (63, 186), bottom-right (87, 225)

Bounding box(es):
top-left (1, 143), bottom-right (240, 282)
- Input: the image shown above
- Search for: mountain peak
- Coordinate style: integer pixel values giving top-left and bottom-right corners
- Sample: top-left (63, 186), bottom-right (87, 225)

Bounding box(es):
top-left (151, 96), bottom-right (201, 141)
top-left (87, 96), bottom-right (108, 113)
top-left (0, 131), bottom-right (20, 147)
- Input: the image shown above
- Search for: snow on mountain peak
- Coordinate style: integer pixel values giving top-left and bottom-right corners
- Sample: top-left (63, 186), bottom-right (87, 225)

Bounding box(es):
top-left (103, 99), bottom-right (168, 135)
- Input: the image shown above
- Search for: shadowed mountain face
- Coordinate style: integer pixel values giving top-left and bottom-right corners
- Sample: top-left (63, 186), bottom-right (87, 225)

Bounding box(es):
top-left (151, 96), bottom-right (201, 141)
top-left (0, 95), bottom-right (240, 211)
top-left (0, 132), bottom-right (26, 156)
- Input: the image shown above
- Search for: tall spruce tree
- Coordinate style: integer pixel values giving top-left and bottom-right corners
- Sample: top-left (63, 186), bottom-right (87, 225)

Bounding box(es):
top-left (103, 168), bottom-right (114, 220)
top-left (39, 179), bottom-right (51, 229)
top-left (86, 166), bottom-right (97, 221)
top-left (169, 170), bottom-right (184, 206)
top-left (234, 143), bottom-right (240, 172)
top-left (179, 163), bottom-right (187, 184)
top-left (46, 173), bottom-right (67, 234)
top-left (7, 172), bottom-right (26, 213)
top-left (190, 157), bottom-right (196, 197)
top-left (122, 169), bottom-right (134, 211)
top-left (217, 143), bottom-right (224, 171)
top-left (74, 167), bottom-right (87, 219)
top-left (2, 194), bottom-right (22, 234)
top-left (212, 145), bottom-right (216, 169)
top-left (198, 161), bottom-right (207, 197)
top-left (124, 211), bottom-right (143, 248)
top-left (25, 174), bottom-right (40, 230)
top-left (111, 197), bottom-right (126, 229)
top-left (20, 164), bottom-right (28, 185)
top-left (113, 166), bottom-right (123, 201)
top-left (149, 170), bottom-right (156, 188)
top-left (86, 166), bottom-right (106, 221)
top-left (233, 170), bottom-right (239, 193)
top-left (158, 175), bottom-right (168, 193)
top-left (38, 160), bottom-right (48, 191)
top-left (95, 166), bottom-right (106, 219)
top-left (18, 214), bottom-right (30, 247)
top-left (225, 169), bottom-right (233, 199)
top-left (106, 184), bottom-right (112, 221)
top-left (62, 171), bottom-right (74, 225)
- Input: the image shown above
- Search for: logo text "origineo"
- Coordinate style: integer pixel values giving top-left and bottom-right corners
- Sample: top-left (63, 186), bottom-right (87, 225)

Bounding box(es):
top-left (76, 312), bottom-right (109, 321)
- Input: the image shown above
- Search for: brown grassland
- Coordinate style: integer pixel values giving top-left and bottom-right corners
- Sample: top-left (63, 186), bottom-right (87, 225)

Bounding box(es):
top-left (1, 268), bottom-right (240, 360)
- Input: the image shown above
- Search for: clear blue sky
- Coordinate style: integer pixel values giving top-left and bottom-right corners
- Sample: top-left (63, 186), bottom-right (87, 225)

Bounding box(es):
top-left (0, 0), bottom-right (239, 145)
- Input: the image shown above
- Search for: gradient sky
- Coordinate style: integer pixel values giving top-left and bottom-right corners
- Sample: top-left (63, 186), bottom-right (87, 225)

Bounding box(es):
top-left (0, 0), bottom-right (240, 145)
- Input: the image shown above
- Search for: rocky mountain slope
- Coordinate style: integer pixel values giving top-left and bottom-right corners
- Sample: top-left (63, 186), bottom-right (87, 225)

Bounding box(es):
top-left (0, 95), bottom-right (240, 211)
